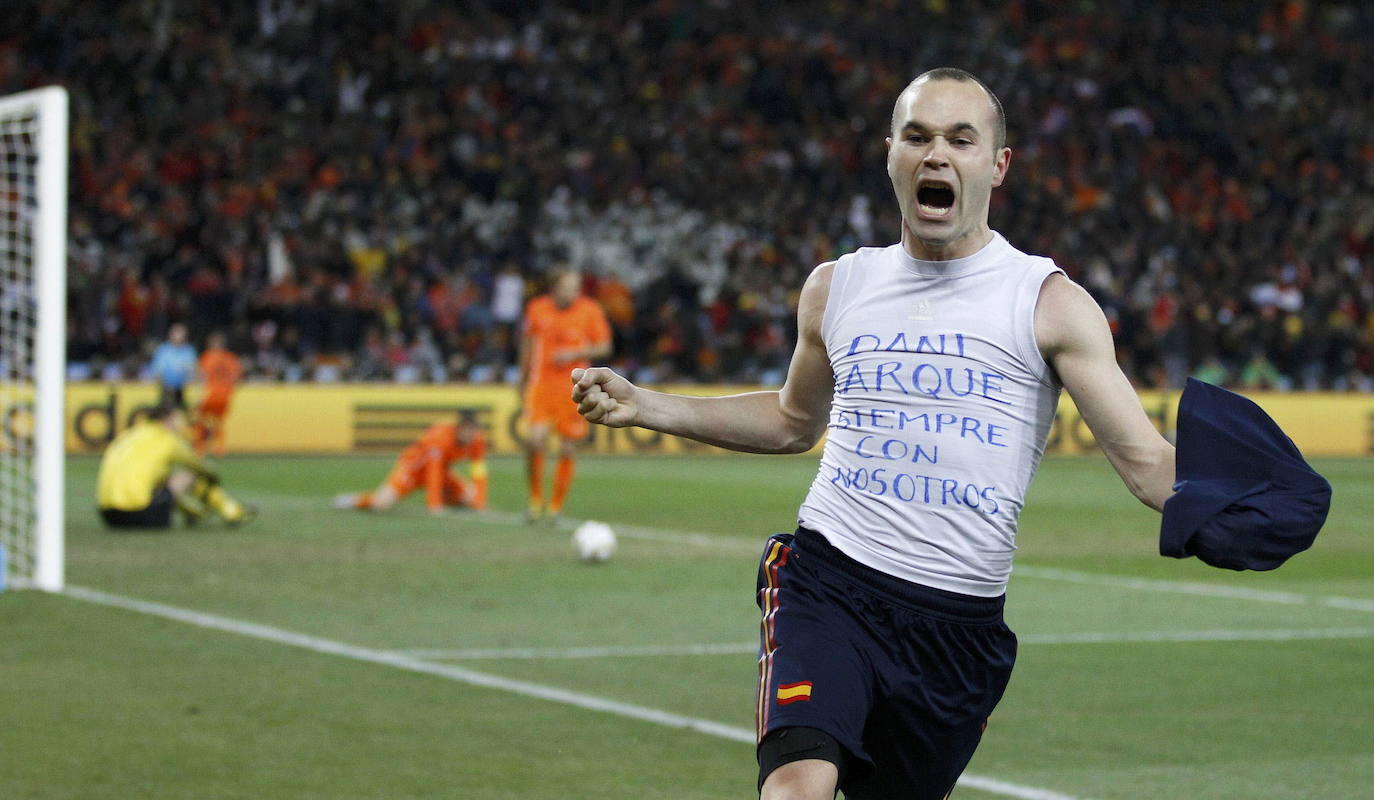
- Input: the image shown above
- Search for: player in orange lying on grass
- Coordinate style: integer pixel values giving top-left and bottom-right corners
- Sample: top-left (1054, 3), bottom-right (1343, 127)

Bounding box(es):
top-left (193, 331), bottom-right (243, 457)
top-left (518, 268), bottom-right (612, 522)
top-left (333, 413), bottom-right (488, 514)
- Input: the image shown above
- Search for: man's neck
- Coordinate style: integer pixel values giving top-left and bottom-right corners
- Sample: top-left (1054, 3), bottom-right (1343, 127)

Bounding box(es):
top-left (901, 225), bottom-right (993, 261)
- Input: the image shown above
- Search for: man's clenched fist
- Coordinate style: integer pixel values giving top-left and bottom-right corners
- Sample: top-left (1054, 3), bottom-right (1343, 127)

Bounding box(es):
top-left (571, 367), bottom-right (640, 428)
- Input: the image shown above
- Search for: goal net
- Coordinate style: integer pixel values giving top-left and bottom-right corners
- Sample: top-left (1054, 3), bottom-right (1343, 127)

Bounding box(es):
top-left (0, 87), bottom-right (67, 592)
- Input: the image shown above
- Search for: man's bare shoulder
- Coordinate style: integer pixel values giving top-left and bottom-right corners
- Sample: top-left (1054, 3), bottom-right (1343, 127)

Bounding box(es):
top-left (802, 260), bottom-right (837, 297)
top-left (797, 261), bottom-right (838, 343)
top-left (1034, 271), bottom-right (1111, 359)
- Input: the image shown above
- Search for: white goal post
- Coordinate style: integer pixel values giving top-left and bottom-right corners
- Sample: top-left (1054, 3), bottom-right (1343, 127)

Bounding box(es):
top-left (0, 86), bottom-right (67, 592)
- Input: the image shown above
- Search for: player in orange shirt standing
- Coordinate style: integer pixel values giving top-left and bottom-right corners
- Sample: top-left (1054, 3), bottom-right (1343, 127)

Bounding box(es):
top-left (519, 268), bottom-right (612, 522)
top-left (193, 331), bottom-right (243, 457)
top-left (333, 413), bottom-right (488, 514)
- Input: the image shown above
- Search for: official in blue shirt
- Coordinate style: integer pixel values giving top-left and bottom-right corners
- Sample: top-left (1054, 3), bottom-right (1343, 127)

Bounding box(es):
top-left (149, 322), bottom-right (198, 408)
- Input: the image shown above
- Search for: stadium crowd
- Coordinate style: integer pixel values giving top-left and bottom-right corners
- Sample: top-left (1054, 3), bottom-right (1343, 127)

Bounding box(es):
top-left (8, 0), bottom-right (1374, 389)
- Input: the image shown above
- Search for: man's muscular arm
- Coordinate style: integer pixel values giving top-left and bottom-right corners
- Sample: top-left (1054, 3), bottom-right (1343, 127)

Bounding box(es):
top-left (571, 263), bottom-right (836, 455)
top-left (1036, 273), bottom-right (1175, 510)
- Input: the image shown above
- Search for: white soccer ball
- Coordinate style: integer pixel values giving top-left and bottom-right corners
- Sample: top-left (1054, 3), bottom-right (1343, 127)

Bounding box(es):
top-left (572, 521), bottom-right (617, 563)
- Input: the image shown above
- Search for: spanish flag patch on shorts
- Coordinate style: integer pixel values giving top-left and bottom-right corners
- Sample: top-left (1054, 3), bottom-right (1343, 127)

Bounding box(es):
top-left (776, 681), bottom-right (813, 705)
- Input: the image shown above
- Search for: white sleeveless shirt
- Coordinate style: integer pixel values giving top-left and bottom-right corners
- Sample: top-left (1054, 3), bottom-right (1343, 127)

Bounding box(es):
top-left (797, 233), bottom-right (1064, 597)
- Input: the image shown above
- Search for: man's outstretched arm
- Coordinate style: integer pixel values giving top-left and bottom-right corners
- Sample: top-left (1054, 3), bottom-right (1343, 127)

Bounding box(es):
top-left (572, 263), bottom-right (836, 455)
top-left (1036, 273), bottom-right (1175, 510)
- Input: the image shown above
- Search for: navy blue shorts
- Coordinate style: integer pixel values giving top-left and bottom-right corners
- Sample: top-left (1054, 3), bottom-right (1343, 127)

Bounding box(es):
top-left (755, 528), bottom-right (1017, 799)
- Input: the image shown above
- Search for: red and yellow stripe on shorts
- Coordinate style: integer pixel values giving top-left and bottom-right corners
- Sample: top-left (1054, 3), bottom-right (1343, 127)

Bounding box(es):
top-left (755, 537), bottom-right (792, 742)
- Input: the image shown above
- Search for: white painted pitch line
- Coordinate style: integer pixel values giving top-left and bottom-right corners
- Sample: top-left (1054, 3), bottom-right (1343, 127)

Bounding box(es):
top-left (396, 627), bottom-right (1374, 661)
top-left (316, 503), bottom-right (745, 549)
top-left (60, 585), bottom-right (751, 743)
top-left (1018, 627), bottom-right (1374, 645)
top-left (59, 584), bottom-right (1087, 800)
top-left (1012, 566), bottom-right (1374, 613)
top-left (466, 508), bottom-right (742, 549)
top-left (398, 642), bottom-right (760, 660)
top-left (958, 776), bottom-right (1085, 800)
top-left (1323, 596), bottom-right (1374, 612)
top-left (464, 513), bottom-right (1374, 615)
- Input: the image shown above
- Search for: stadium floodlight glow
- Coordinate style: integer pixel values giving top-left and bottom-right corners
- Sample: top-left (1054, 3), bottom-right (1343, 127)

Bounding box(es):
top-left (0, 86), bottom-right (67, 592)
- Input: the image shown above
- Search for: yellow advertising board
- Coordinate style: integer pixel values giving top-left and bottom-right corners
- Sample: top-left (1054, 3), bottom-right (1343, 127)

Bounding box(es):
top-left (1, 382), bottom-right (1368, 457)
top-left (54, 382), bottom-right (722, 455)
top-left (1049, 390), bottom-right (1374, 458)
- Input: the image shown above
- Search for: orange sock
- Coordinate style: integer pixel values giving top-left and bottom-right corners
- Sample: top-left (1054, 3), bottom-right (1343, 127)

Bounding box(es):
top-left (550, 455), bottom-right (575, 513)
top-left (354, 491), bottom-right (374, 510)
top-left (527, 451), bottom-right (546, 509)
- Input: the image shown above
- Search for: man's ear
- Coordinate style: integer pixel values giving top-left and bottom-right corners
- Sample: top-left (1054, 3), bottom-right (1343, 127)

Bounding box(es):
top-left (991, 146), bottom-right (1012, 188)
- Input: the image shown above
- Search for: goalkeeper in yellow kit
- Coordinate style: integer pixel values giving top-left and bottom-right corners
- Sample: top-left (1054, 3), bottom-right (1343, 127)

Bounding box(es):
top-left (96, 403), bottom-right (255, 528)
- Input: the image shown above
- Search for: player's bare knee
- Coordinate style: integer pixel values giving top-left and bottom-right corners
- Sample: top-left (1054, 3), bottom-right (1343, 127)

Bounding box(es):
top-left (760, 760), bottom-right (838, 800)
top-left (524, 427), bottom-right (550, 452)
top-left (166, 469), bottom-right (195, 495)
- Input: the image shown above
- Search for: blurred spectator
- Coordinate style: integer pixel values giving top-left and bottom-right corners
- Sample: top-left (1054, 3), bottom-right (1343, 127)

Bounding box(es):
top-left (1241, 349), bottom-right (1288, 391)
top-left (1190, 355), bottom-right (1230, 388)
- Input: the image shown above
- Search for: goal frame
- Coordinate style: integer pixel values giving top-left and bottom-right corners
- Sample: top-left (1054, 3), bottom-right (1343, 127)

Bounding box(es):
top-left (1, 86), bottom-right (67, 591)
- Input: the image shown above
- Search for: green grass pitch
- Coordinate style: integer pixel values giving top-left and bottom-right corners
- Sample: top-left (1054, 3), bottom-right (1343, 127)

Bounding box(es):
top-left (3, 453), bottom-right (1372, 799)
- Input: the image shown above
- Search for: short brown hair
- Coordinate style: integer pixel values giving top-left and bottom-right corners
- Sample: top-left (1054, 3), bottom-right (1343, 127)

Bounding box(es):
top-left (893, 68), bottom-right (1007, 150)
